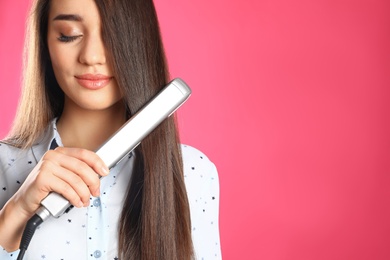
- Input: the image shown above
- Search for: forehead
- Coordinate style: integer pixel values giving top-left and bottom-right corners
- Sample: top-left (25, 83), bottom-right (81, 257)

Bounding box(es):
top-left (48, 0), bottom-right (101, 23)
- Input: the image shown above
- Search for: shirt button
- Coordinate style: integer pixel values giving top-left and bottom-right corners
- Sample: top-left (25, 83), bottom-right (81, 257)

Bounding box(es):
top-left (94, 250), bottom-right (102, 258)
top-left (93, 198), bottom-right (101, 207)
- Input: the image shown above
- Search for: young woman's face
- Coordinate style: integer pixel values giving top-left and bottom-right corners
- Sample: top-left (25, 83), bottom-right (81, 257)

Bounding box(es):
top-left (47, 0), bottom-right (122, 112)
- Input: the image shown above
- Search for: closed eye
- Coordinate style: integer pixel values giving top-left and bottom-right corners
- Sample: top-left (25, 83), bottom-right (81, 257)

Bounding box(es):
top-left (57, 34), bottom-right (82, 43)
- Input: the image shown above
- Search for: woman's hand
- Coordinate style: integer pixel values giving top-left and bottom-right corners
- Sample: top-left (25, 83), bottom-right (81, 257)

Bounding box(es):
top-left (16, 147), bottom-right (109, 217)
top-left (0, 147), bottom-right (109, 252)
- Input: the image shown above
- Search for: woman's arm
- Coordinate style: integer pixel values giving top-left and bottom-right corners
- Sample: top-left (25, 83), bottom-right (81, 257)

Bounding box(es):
top-left (0, 147), bottom-right (109, 252)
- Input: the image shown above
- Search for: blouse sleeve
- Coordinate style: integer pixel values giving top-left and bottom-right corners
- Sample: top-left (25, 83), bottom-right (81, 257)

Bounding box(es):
top-left (0, 247), bottom-right (18, 259)
top-left (182, 145), bottom-right (222, 259)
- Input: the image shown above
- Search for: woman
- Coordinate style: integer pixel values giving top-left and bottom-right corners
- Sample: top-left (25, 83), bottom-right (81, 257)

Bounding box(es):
top-left (0, 0), bottom-right (221, 259)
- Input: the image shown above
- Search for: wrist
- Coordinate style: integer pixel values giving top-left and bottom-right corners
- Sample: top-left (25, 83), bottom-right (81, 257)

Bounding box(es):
top-left (0, 199), bottom-right (32, 252)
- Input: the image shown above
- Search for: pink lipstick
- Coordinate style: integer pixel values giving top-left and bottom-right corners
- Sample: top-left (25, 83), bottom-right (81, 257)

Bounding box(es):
top-left (75, 74), bottom-right (112, 90)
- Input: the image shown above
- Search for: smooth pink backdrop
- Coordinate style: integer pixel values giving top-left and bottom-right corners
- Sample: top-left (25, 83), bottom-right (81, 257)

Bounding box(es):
top-left (1, 0), bottom-right (390, 259)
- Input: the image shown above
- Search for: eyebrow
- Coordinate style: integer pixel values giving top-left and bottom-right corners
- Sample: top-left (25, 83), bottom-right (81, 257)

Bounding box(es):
top-left (53, 14), bottom-right (83, 22)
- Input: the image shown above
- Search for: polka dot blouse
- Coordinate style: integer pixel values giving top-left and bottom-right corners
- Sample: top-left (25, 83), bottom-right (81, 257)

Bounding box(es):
top-left (0, 120), bottom-right (221, 259)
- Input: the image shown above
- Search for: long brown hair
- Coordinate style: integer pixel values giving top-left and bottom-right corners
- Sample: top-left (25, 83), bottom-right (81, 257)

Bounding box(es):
top-left (7, 0), bottom-right (194, 259)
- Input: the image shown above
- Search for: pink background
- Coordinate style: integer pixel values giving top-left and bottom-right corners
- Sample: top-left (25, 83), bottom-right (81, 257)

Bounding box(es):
top-left (1, 0), bottom-right (390, 259)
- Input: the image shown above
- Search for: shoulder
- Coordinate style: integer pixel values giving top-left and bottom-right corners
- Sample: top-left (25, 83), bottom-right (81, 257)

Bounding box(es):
top-left (180, 143), bottom-right (219, 214)
top-left (181, 144), bottom-right (217, 174)
top-left (0, 141), bottom-right (28, 168)
top-left (181, 144), bottom-right (219, 189)
top-left (0, 140), bottom-right (36, 176)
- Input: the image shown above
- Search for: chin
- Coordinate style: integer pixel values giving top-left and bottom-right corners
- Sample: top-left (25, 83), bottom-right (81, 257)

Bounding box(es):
top-left (68, 93), bottom-right (123, 112)
top-left (80, 99), bottom-right (124, 112)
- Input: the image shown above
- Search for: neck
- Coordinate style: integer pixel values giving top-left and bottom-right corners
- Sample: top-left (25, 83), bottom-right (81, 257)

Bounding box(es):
top-left (56, 100), bottom-right (127, 151)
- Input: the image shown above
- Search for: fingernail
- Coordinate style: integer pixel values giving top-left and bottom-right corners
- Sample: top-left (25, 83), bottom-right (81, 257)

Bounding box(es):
top-left (102, 166), bottom-right (109, 176)
top-left (78, 200), bottom-right (84, 208)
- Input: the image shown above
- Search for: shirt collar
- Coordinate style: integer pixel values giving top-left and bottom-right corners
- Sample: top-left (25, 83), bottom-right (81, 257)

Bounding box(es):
top-left (30, 118), bottom-right (57, 163)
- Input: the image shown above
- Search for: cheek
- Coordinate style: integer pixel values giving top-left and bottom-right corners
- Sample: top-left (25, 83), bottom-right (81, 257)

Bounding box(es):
top-left (49, 48), bottom-right (70, 72)
top-left (49, 53), bottom-right (66, 86)
top-left (48, 50), bottom-right (75, 93)
top-left (47, 39), bottom-right (76, 75)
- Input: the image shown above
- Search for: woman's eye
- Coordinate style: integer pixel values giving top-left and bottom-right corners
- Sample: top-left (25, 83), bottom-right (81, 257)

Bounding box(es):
top-left (57, 34), bottom-right (81, 43)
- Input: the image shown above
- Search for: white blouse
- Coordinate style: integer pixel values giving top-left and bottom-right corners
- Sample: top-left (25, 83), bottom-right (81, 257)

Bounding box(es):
top-left (0, 120), bottom-right (221, 259)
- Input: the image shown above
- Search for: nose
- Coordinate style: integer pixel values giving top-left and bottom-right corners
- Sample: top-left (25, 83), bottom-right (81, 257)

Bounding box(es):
top-left (78, 32), bottom-right (107, 66)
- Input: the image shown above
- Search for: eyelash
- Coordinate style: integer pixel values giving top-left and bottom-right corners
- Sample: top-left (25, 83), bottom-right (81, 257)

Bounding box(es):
top-left (57, 34), bottom-right (81, 43)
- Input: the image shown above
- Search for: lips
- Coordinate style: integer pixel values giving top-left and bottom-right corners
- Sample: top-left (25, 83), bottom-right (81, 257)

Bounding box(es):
top-left (75, 74), bottom-right (113, 90)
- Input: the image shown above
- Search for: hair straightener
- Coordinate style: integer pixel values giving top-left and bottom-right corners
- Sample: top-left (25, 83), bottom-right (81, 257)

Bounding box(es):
top-left (17, 78), bottom-right (192, 260)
